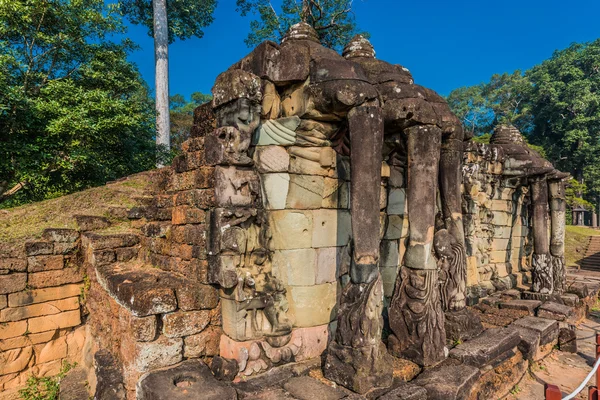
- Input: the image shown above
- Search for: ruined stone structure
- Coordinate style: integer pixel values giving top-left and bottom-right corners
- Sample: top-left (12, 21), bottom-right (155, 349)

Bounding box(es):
top-left (0, 23), bottom-right (580, 400)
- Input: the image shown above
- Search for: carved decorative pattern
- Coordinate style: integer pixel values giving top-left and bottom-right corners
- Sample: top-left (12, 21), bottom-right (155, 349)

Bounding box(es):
top-left (388, 266), bottom-right (446, 367)
top-left (532, 253), bottom-right (553, 294)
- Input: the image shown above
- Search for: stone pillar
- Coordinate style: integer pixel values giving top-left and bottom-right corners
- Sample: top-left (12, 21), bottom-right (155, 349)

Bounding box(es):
top-left (549, 179), bottom-right (567, 294)
top-left (323, 105), bottom-right (393, 394)
top-left (531, 177), bottom-right (553, 294)
top-left (388, 125), bottom-right (446, 367)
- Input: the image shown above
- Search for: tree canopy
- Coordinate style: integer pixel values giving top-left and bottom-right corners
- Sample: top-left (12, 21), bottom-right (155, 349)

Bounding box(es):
top-left (118, 0), bottom-right (217, 44)
top-left (446, 39), bottom-right (600, 211)
top-left (0, 0), bottom-right (156, 206)
top-left (236, 0), bottom-right (366, 50)
top-left (170, 92), bottom-right (212, 153)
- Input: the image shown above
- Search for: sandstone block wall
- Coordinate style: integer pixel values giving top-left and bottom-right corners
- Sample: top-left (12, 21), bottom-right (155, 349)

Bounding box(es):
top-left (0, 230), bottom-right (85, 395)
top-left (462, 142), bottom-right (533, 296)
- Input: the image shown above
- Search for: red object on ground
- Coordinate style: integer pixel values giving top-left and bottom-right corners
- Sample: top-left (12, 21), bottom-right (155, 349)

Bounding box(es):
top-left (544, 383), bottom-right (561, 400)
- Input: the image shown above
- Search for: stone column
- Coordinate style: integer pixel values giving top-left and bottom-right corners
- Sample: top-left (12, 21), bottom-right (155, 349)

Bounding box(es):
top-left (549, 179), bottom-right (567, 293)
top-left (323, 105), bottom-right (393, 394)
top-left (388, 125), bottom-right (446, 367)
top-left (531, 176), bottom-right (553, 294)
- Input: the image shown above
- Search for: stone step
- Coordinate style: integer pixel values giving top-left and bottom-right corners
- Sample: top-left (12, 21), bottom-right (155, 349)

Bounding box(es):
top-left (74, 214), bottom-right (111, 231)
top-left (448, 328), bottom-right (521, 367)
top-left (412, 362), bottom-right (479, 400)
top-left (537, 302), bottom-right (574, 322)
top-left (508, 316), bottom-right (559, 360)
top-left (498, 300), bottom-right (542, 315)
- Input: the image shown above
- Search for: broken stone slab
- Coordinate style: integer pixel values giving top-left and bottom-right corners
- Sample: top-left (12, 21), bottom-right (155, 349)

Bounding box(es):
top-left (512, 316), bottom-right (559, 345)
top-left (211, 356), bottom-right (239, 381)
top-left (558, 327), bottom-right (577, 353)
top-left (94, 350), bottom-right (126, 400)
top-left (137, 359), bottom-right (237, 400)
top-left (375, 382), bottom-right (428, 400)
top-left (448, 327), bottom-right (521, 367)
top-left (480, 296), bottom-right (502, 308)
top-left (561, 293), bottom-right (580, 307)
top-left (505, 325), bottom-right (540, 361)
top-left (498, 299), bottom-right (542, 315)
top-left (74, 214), bottom-right (111, 231)
top-left (412, 362), bottom-right (479, 400)
top-left (283, 376), bottom-right (346, 400)
top-left (59, 366), bottom-right (90, 400)
top-left (537, 302), bottom-right (573, 321)
top-left (42, 228), bottom-right (79, 243)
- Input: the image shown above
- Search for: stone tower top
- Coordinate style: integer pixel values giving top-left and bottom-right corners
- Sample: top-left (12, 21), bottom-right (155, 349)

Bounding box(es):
top-left (281, 22), bottom-right (321, 44)
top-left (343, 35), bottom-right (376, 59)
top-left (490, 124), bottom-right (525, 145)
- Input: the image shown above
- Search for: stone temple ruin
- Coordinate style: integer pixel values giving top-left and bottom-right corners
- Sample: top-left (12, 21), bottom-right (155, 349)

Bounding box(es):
top-left (1, 23), bottom-right (596, 400)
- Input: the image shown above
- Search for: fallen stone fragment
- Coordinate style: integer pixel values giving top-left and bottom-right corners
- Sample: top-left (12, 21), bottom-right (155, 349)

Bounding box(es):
top-left (138, 359), bottom-right (237, 400)
top-left (537, 302), bottom-right (573, 321)
top-left (283, 376), bottom-right (346, 400)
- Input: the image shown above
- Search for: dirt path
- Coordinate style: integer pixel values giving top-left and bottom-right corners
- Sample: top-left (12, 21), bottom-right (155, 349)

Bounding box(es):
top-left (505, 316), bottom-right (600, 400)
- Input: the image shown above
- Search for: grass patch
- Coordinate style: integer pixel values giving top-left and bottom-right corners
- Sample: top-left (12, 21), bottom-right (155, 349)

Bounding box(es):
top-left (0, 171), bottom-right (156, 243)
top-left (565, 225), bottom-right (600, 268)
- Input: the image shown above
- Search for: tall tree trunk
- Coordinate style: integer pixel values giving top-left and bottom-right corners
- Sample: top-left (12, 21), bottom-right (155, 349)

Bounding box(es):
top-left (153, 0), bottom-right (170, 167)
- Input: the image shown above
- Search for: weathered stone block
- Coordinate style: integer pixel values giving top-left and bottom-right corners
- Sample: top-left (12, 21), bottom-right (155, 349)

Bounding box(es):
top-left (261, 173), bottom-right (290, 210)
top-left (537, 302), bottom-right (573, 321)
top-left (0, 257), bottom-right (26, 272)
top-left (381, 240), bottom-right (400, 268)
top-left (449, 327), bottom-right (521, 367)
top-left (131, 316), bottom-right (157, 342)
top-left (0, 346), bottom-right (33, 375)
top-left (134, 335), bottom-right (183, 372)
top-left (27, 255), bottom-right (64, 272)
top-left (28, 309), bottom-right (81, 333)
top-left (74, 215), bottom-right (111, 231)
top-left (25, 241), bottom-right (54, 256)
top-left (311, 209), bottom-right (352, 248)
top-left (28, 268), bottom-right (83, 289)
top-left (84, 233), bottom-right (140, 250)
top-left (287, 283), bottom-right (337, 327)
top-left (286, 174), bottom-right (325, 209)
top-left (0, 273), bottom-right (27, 295)
top-left (315, 247), bottom-right (346, 284)
top-left (268, 210), bottom-right (313, 249)
top-left (184, 326), bottom-right (222, 358)
top-left (558, 327), bottom-right (577, 353)
top-left (8, 283), bottom-right (81, 307)
top-left (171, 206), bottom-right (206, 225)
top-left (34, 336), bottom-right (67, 364)
top-left (0, 295), bottom-right (6, 310)
top-left (169, 167), bottom-right (215, 191)
top-left (498, 300), bottom-right (542, 316)
top-left (0, 320), bottom-right (27, 340)
top-left (176, 283), bottom-right (219, 311)
top-left (512, 316), bottom-right (559, 345)
top-left (162, 310), bottom-right (211, 338)
top-left (377, 383), bottom-right (427, 400)
top-left (384, 215), bottom-right (408, 240)
top-left (137, 359), bottom-right (236, 399)
top-left (387, 188), bottom-right (406, 215)
top-left (173, 150), bottom-right (205, 172)
top-left (283, 376), bottom-right (347, 400)
top-left (271, 248), bottom-right (317, 286)
top-left (42, 228), bottom-right (79, 243)
top-left (254, 146), bottom-right (290, 173)
top-left (0, 296), bottom-right (79, 322)
top-left (174, 189), bottom-right (215, 208)
top-left (115, 246), bottom-right (138, 262)
top-left (491, 211), bottom-right (512, 226)
top-left (214, 166), bottom-right (260, 207)
top-left (381, 266), bottom-right (398, 298)
top-left (322, 178), bottom-right (350, 209)
top-left (413, 363), bottom-right (479, 400)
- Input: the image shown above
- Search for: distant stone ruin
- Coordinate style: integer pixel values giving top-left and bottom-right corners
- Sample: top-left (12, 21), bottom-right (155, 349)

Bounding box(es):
top-left (1, 22), bottom-right (591, 400)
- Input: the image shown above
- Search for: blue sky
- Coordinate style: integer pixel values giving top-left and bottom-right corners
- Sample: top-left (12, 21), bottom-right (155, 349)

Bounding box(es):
top-left (124, 0), bottom-right (600, 101)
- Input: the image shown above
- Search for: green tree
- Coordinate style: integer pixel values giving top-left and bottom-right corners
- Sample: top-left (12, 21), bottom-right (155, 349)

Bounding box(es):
top-left (0, 0), bottom-right (156, 206)
top-left (484, 71), bottom-right (532, 130)
top-left (169, 92), bottom-right (212, 153)
top-left (236, 0), bottom-right (365, 50)
top-left (119, 0), bottom-right (216, 162)
top-left (445, 84), bottom-right (493, 137)
top-left (527, 40), bottom-right (600, 200)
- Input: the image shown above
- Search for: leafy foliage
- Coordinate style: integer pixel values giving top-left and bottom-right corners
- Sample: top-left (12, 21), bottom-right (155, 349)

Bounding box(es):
top-left (170, 92), bottom-right (212, 152)
top-left (446, 39), bottom-right (600, 211)
top-left (19, 361), bottom-right (76, 400)
top-left (119, 0), bottom-right (217, 44)
top-left (236, 0), bottom-right (366, 50)
top-left (0, 0), bottom-right (156, 207)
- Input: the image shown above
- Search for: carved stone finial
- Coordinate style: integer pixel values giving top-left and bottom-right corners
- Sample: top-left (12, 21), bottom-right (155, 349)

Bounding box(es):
top-left (343, 35), bottom-right (375, 59)
top-left (281, 22), bottom-right (320, 44)
top-left (490, 124), bottom-right (525, 145)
